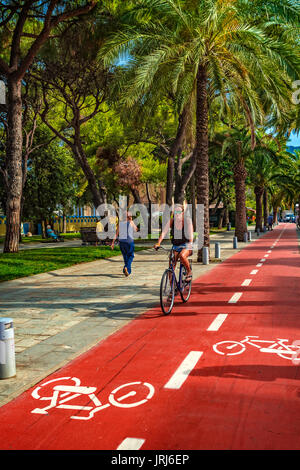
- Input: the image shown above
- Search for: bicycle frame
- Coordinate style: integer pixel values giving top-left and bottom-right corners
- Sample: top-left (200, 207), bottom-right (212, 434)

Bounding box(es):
top-left (239, 336), bottom-right (294, 352)
top-left (163, 247), bottom-right (186, 294)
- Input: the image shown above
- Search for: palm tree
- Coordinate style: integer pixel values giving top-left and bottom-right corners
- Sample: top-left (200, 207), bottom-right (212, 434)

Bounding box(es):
top-left (270, 150), bottom-right (300, 220)
top-left (247, 136), bottom-right (281, 232)
top-left (102, 0), bottom-right (300, 259)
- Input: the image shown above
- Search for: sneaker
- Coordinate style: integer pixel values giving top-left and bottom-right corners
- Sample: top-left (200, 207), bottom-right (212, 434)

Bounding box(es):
top-left (124, 267), bottom-right (129, 277)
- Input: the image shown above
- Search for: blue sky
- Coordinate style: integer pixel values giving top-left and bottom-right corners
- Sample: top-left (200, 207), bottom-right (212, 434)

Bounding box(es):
top-left (288, 131), bottom-right (300, 147)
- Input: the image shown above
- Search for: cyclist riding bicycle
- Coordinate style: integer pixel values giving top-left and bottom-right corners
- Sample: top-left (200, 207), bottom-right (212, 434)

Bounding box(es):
top-left (154, 203), bottom-right (193, 282)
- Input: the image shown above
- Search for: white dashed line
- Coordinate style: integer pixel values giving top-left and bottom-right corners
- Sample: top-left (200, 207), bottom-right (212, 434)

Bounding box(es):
top-left (256, 263), bottom-right (263, 267)
top-left (117, 438), bottom-right (145, 450)
top-left (250, 269), bottom-right (258, 275)
top-left (241, 279), bottom-right (252, 286)
top-left (260, 258), bottom-right (266, 262)
top-left (228, 292), bottom-right (242, 303)
top-left (207, 314), bottom-right (228, 331)
top-left (164, 351), bottom-right (203, 390)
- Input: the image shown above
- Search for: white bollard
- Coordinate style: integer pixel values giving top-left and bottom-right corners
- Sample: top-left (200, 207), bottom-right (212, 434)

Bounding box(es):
top-left (0, 318), bottom-right (16, 379)
top-left (243, 233), bottom-right (248, 243)
top-left (248, 231), bottom-right (252, 241)
top-left (215, 242), bottom-right (221, 259)
top-left (233, 236), bottom-right (238, 249)
top-left (203, 247), bottom-right (209, 265)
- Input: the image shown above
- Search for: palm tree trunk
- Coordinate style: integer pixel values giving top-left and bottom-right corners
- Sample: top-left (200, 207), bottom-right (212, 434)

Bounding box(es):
top-left (195, 64), bottom-right (210, 262)
top-left (255, 185), bottom-right (264, 232)
top-left (263, 188), bottom-right (268, 227)
top-left (4, 78), bottom-right (23, 253)
top-left (234, 158), bottom-right (248, 241)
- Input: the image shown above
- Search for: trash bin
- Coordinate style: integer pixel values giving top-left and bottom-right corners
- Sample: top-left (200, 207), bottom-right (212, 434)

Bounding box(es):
top-left (0, 318), bottom-right (16, 379)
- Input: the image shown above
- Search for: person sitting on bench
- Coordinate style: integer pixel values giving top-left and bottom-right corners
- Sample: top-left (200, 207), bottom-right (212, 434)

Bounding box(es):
top-left (46, 225), bottom-right (59, 240)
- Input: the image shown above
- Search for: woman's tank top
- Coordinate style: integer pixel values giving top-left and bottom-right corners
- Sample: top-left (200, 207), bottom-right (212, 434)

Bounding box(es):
top-left (170, 216), bottom-right (191, 246)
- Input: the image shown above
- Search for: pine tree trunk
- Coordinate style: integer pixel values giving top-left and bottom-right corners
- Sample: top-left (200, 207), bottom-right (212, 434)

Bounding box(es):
top-left (166, 104), bottom-right (189, 206)
top-left (74, 143), bottom-right (105, 209)
top-left (234, 159), bottom-right (248, 241)
top-left (195, 65), bottom-right (210, 262)
top-left (4, 79), bottom-right (23, 253)
top-left (166, 156), bottom-right (175, 207)
top-left (190, 173), bottom-right (196, 230)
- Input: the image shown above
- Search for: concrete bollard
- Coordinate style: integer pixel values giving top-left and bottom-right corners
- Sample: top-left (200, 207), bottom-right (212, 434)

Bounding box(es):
top-left (215, 242), bottom-right (221, 259)
top-left (256, 228), bottom-right (260, 236)
top-left (233, 236), bottom-right (238, 249)
top-left (227, 222), bottom-right (231, 231)
top-left (243, 233), bottom-right (248, 243)
top-left (203, 247), bottom-right (209, 265)
top-left (0, 318), bottom-right (16, 379)
top-left (248, 231), bottom-right (252, 241)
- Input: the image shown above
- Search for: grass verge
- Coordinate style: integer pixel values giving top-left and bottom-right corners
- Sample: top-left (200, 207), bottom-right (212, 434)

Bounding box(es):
top-left (0, 245), bottom-right (146, 283)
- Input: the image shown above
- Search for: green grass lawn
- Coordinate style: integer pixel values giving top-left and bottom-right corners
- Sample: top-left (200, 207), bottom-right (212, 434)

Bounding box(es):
top-left (0, 232), bottom-right (82, 245)
top-left (0, 245), bottom-right (146, 283)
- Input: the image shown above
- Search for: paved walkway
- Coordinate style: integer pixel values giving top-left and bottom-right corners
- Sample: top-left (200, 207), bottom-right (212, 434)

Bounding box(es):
top-left (0, 227), bottom-right (262, 406)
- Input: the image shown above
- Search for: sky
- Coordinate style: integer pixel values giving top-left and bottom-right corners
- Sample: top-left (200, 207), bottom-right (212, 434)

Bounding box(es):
top-left (288, 131), bottom-right (300, 147)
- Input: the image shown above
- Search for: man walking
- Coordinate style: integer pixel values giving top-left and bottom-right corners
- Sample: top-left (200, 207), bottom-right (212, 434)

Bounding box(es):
top-left (111, 212), bottom-right (138, 276)
top-left (267, 214), bottom-right (273, 230)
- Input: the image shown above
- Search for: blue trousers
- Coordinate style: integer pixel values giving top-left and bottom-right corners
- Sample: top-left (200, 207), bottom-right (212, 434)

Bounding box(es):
top-left (119, 241), bottom-right (135, 274)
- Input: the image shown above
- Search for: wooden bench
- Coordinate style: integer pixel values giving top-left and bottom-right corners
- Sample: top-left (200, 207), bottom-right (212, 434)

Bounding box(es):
top-left (80, 227), bottom-right (113, 246)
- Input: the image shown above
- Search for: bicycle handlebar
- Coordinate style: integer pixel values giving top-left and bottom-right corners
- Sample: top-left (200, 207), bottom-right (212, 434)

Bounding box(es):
top-left (154, 245), bottom-right (172, 252)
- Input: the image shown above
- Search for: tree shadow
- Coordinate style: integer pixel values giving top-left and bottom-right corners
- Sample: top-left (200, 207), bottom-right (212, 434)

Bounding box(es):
top-left (190, 363), bottom-right (300, 383)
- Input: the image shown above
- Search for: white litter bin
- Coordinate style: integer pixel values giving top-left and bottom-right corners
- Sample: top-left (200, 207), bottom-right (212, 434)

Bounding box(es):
top-left (0, 318), bottom-right (16, 379)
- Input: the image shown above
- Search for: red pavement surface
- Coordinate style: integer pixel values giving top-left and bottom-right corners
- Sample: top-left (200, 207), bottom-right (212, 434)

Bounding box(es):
top-left (0, 223), bottom-right (299, 450)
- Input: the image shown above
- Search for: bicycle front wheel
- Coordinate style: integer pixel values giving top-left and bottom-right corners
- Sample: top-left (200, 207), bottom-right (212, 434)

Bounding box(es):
top-left (160, 269), bottom-right (175, 315)
top-left (180, 265), bottom-right (192, 303)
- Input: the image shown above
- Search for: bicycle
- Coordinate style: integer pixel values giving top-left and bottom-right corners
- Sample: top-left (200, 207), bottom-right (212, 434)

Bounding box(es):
top-left (213, 335), bottom-right (300, 361)
top-left (31, 376), bottom-right (155, 421)
top-left (155, 246), bottom-right (192, 315)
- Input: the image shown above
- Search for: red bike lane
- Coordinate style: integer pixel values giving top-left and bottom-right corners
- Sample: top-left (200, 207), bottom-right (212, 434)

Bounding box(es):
top-left (0, 223), bottom-right (299, 450)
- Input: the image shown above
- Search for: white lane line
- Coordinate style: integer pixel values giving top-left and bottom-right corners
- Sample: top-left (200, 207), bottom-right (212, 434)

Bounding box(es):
top-left (207, 314), bottom-right (228, 331)
top-left (117, 438), bottom-right (145, 450)
top-left (267, 250), bottom-right (272, 253)
top-left (164, 351), bottom-right (203, 390)
top-left (241, 279), bottom-right (252, 286)
top-left (228, 292), bottom-right (242, 303)
top-left (260, 258), bottom-right (266, 262)
top-left (256, 263), bottom-right (263, 267)
top-left (250, 269), bottom-right (258, 275)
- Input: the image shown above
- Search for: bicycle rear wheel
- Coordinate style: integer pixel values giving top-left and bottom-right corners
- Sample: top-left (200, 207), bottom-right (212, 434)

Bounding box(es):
top-left (180, 264), bottom-right (192, 303)
top-left (160, 269), bottom-right (175, 315)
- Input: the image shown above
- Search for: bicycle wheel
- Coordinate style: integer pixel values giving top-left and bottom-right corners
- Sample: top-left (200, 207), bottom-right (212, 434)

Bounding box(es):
top-left (213, 341), bottom-right (246, 356)
top-left (179, 264), bottom-right (192, 303)
top-left (109, 381), bottom-right (155, 408)
top-left (160, 269), bottom-right (175, 315)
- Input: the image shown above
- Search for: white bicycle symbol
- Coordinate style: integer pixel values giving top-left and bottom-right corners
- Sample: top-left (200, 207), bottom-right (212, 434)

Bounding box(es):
top-left (213, 336), bottom-right (300, 361)
top-left (31, 377), bottom-right (155, 421)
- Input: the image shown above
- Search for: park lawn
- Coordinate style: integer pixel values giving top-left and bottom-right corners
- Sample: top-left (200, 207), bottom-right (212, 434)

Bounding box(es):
top-left (0, 233), bottom-right (82, 245)
top-left (0, 245), bottom-right (145, 283)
